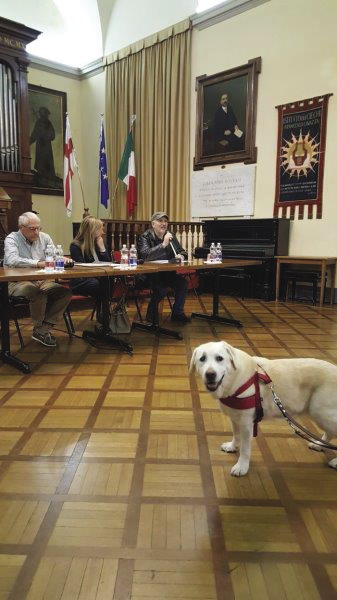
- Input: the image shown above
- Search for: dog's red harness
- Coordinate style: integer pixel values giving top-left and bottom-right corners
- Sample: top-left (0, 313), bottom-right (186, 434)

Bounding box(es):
top-left (219, 371), bottom-right (271, 437)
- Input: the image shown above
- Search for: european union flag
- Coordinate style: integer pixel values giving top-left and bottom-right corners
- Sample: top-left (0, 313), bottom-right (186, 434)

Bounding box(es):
top-left (99, 120), bottom-right (109, 209)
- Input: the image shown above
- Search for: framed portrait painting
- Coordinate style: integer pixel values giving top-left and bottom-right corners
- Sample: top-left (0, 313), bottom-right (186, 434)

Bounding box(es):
top-left (28, 85), bottom-right (67, 195)
top-left (193, 57), bottom-right (261, 170)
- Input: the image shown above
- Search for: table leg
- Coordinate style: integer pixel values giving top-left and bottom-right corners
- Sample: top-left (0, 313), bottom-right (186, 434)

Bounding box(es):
top-left (191, 268), bottom-right (243, 327)
top-left (0, 282), bottom-right (30, 373)
top-left (330, 262), bottom-right (336, 304)
top-left (82, 276), bottom-right (133, 354)
top-left (275, 259), bottom-right (281, 302)
top-left (319, 261), bottom-right (325, 307)
top-left (132, 274), bottom-right (183, 340)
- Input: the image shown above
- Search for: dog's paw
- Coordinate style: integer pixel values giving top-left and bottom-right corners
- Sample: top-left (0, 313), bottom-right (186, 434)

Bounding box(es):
top-left (230, 461), bottom-right (249, 477)
top-left (328, 457), bottom-right (337, 470)
top-left (221, 441), bottom-right (237, 453)
top-left (308, 442), bottom-right (325, 453)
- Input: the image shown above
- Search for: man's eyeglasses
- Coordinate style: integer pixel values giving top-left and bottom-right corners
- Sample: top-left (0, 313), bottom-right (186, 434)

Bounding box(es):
top-left (24, 226), bottom-right (41, 231)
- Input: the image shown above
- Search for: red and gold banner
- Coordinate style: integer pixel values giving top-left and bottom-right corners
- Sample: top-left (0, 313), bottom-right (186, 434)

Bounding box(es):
top-left (274, 94), bottom-right (332, 219)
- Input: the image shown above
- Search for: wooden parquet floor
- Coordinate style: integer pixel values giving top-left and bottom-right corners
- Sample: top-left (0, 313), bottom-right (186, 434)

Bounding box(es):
top-left (0, 294), bottom-right (337, 599)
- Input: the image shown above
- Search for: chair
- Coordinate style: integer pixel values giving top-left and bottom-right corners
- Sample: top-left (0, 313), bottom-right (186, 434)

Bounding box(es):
top-left (198, 266), bottom-right (252, 300)
top-left (282, 269), bottom-right (327, 305)
top-left (219, 268), bottom-right (253, 299)
top-left (131, 267), bottom-right (200, 322)
top-left (0, 256), bottom-right (74, 347)
top-left (113, 251), bottom-right (200, 322)
top-left (8, 295), bottom-right (74, 348)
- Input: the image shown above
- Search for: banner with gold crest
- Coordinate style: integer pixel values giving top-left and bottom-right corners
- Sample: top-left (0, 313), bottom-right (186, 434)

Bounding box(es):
top-left (274, 94), bottom-right (332, 219)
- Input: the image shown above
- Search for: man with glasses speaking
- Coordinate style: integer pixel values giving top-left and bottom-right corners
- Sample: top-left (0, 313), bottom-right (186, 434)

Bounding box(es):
top-left (3, 212), bottom-right (72, 347)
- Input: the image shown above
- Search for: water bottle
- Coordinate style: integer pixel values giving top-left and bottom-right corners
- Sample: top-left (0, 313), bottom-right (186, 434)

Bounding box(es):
top-left (44, 244), bottom-right (55, 272)
top-left (129, 244), bottom-right (138, 268)
top-left (209, 242), bottom-right (216, 262)
top-left (216, 242), bottom-right (222, 263)
top-left (120, 244), bottom-right (129, 266)
top-left (55, 244), bottom-right (65, 272)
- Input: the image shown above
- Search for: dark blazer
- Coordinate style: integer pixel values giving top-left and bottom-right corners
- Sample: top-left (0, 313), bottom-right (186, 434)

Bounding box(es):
top-left (137, 229), bottom-right (188, 262)
top-left (214, 105), bottom-right (238, 141)
top-left (69, 242), bottom-right (110, 289)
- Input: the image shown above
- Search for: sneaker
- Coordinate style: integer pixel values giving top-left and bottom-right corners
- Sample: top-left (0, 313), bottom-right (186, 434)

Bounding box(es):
top-left (171, 313), bottom-right (191, 323)
top-left (32, 330), bottom-right (57, 347)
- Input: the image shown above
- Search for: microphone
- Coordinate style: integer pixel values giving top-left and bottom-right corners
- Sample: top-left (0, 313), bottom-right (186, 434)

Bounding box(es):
top-left (166, 232), bottom-right (177, 254)
top-left (169, 241), bottom-right (177, 257)
top-left (169, 236), bottom-right (184, 263)
top-left (165, 232), bottom-right (180, 260)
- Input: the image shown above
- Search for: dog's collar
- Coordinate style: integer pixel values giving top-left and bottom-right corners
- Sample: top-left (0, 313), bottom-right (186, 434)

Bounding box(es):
top-left (219, 371), bottom-right (271, 437)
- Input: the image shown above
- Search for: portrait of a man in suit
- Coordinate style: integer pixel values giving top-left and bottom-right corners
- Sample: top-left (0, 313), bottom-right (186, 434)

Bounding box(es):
top-left (194, 59), bottom-right (260, 168)
top-left (201, 75), bottom-right (247, 158)
top-left (213, 92), bottom-right (244, 153)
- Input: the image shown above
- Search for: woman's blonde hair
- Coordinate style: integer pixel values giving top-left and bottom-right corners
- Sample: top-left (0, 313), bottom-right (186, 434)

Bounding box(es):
top-left (73, 216), bottom-right (103, 257)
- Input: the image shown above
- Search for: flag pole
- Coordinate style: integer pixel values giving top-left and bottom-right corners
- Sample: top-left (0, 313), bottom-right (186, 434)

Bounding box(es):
top-left (111, 114), bottom-right (136, 219)
top-left (97, 114), bottom-right (103, 218)
top-left (73, 148), bottom-right (88, 218)
top-left (65, 112), bottom-right (88, 218)
top-left (127, 115), bottom-right (136, 221)
top-left (109, 180), bottom-right (119, 219)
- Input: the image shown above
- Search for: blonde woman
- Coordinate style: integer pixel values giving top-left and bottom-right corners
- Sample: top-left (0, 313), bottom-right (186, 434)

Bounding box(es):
top-left (69, 216), bottom-right (110, 303)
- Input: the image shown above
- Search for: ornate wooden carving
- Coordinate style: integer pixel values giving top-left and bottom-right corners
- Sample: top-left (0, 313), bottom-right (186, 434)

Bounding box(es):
top-left (0, 17), bottom-right (40, 232)
top-left (0, 186), bottom-right (11, 258)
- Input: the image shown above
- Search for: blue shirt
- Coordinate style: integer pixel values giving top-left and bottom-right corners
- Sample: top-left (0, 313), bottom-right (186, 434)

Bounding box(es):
top-left (4, 230), bottom-right (54, 268)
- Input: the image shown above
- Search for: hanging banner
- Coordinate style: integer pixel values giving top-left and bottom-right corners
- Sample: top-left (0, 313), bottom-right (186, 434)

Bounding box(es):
top-left (274, 94), bottom-right (332, 219)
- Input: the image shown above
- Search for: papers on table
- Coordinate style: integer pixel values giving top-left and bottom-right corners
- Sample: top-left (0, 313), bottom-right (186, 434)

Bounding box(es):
top-left (204, 260), bottom-right (223, 264)
top-left (152, 260), bottom-right (169, 264)
top-left (74, 262), bottom-right (120, 267)
top-left (151, 260), bottom-right (188, 264)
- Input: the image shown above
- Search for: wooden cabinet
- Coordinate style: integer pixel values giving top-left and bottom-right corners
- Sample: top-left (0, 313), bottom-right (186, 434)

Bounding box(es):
top-left (0, 17), bottom-right (40, 232)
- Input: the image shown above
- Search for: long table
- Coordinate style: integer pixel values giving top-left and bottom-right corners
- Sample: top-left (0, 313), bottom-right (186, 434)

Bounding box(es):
top-left (0, 258), bottom-right (261, 373)
top-left (139, 259), bottom-right (262, 328)
top-left (0, 263), bottom-right (158, 373)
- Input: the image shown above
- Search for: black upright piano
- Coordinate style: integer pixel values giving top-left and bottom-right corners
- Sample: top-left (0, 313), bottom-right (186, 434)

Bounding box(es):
top-left (195, 218), bottom-right (290, 300)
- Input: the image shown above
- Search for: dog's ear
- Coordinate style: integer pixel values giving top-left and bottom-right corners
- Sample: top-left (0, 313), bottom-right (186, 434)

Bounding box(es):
top-left (189, 347), bottom-right (198, 373)
top-left (221, 341), bottom-right (237, 370)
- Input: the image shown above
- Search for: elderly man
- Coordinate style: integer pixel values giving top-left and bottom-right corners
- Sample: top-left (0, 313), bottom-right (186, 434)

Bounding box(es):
top-left (137, 211), bottom-right (190, 323)
top-left (4, 212), bottom-right (72, 347)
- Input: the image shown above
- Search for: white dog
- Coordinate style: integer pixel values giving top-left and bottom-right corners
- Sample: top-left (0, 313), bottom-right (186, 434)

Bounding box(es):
top-left (190, 341), bottom-right (337, 476)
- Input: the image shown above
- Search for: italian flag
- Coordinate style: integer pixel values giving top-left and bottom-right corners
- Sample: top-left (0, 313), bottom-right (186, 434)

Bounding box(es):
top-left (117, 131), bottom-right (137, 215)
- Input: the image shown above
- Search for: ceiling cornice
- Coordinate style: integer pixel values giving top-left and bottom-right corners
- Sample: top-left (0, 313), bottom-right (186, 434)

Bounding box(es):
top-left (29, 0), bottom-right (270, 79)
top-left (191, 0), bottom-right (270, 29)
top-left (29, 55), bottom-right (104, 80)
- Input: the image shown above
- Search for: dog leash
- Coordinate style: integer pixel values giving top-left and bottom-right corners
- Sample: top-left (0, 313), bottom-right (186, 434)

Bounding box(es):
top-left (268, 382), bottom-right (337, 451)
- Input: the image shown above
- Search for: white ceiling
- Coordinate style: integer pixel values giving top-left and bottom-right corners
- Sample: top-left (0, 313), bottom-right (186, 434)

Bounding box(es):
top-left (0, 0), bottom-right (230, 67)
top-left (0, 0), bottom-right (114, 67)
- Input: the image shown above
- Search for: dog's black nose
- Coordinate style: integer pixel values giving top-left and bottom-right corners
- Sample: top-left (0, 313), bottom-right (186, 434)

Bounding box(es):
top-left (205, 370), bottom-right (216, 383)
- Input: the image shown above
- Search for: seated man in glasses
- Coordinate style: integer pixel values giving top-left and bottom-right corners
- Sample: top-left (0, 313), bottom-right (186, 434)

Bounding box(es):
top-left (137, 211), bottom-right (190, 323)
top-left (3, 212), bottom-right (72, 347)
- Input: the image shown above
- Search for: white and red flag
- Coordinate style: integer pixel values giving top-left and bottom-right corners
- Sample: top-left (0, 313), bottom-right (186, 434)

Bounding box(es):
top-left (64, 115), bottom-right (76, 216)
